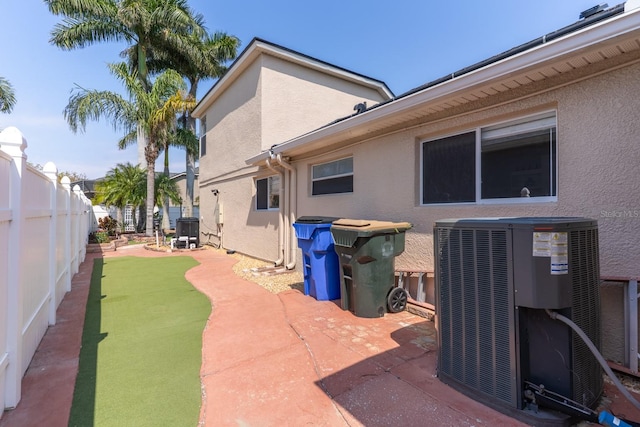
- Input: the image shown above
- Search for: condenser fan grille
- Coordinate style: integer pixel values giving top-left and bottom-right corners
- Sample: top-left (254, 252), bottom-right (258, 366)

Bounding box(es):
top-left (569, 228), bottom-right (602, 406)
top-left (437, 227), bottom-right (516, 406)
top-left (435, 217), bottom-right (602, 420)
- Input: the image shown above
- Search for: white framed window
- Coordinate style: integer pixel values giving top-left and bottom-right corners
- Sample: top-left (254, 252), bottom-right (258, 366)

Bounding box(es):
top-left (200, 117), bottom-right (207, 157)
top-left (256, 175), bottom-right (280, 210)
top-left (312, 157), bottom-right (353, 195)
top-left (421, 111), bottom-right (557, 205)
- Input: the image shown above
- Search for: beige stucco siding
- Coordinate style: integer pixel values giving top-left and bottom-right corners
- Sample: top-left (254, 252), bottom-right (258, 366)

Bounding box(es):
top-left (260, 55), bottom-right (389, 150)
top-left (292, 61), bottom-right (640, 279)
top-left (199, 173), bottom-right (280, 261)
top-left (198, 51), bottom-right (390, 261)
top-left (199, 59), bottom-right (263, 180)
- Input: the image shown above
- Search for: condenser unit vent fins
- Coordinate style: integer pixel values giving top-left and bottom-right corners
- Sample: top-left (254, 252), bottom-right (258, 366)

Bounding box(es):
top-left (436, 227), bottom-right (516, 407)
top-left (435, 217), bottom-right (602, 424)
top-left (569, 228), bottom-right (602, 407)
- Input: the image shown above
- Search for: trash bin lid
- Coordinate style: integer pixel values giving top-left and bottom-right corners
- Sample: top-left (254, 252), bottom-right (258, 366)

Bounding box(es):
top-left (295, 216), bottom-right (339, 224)
top-left (331, 219), bottom-right (412, 233)
top-left (176, 217), bottom-right (199, 222)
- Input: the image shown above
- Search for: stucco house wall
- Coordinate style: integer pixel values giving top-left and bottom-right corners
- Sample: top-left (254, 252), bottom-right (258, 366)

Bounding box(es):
top-left (237, 5), bottom-right (640, 366)
top-left (194, 39), bottom-right (392, 260)
top-left (290, 61), bottom-right (640, 279)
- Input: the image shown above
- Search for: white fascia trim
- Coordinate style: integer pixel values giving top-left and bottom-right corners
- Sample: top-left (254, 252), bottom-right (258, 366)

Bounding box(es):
top-left (246, 8), bottom-right (640, 165)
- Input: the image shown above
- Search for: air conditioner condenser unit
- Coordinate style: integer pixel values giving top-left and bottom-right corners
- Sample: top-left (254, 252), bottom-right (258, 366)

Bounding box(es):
top-left (434, 217), bottom-right (602, 426)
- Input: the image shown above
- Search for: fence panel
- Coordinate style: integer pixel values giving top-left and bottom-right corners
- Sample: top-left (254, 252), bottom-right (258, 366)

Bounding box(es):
top-left (20, 167), bottom-right (53, 378)
top-left (0, 127), bottom-right (92, 415)
top-left (0, 150), bottom-right (12, 417)
top-left (55, 182), bottom-right (70, 308)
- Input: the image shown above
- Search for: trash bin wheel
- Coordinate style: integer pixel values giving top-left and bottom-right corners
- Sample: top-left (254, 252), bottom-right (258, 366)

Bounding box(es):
top-left (387, 287), bottom-right (408, 313)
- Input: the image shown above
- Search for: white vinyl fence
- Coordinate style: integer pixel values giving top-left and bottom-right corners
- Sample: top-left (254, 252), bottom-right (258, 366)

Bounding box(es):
top-left (0, 127), bottom-right (92, 416)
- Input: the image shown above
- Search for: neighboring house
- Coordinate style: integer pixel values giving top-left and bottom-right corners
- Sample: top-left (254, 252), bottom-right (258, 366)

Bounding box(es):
top-left (169, 167), bottom-right (199, 208)
top-left (192, 38), bottom-right (393, 255)
top-left (195, 4), bottom-right (640, 367)
top-left (70, 179), bottom-right (99, 201)
top-left (88, 169), bottom-right (199, 231)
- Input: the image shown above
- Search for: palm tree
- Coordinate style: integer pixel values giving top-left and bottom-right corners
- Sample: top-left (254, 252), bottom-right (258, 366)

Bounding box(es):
top-left (0, 76), bottom-right (16, 113)
top-left (154, 173), bottom-right (182, 229)
top-left (140, 31), bottom-right (239, 217)
top-left (64, 62), bottom-right (187, 236)
top-left (94, 162), bottom-right (146, 232)
top-left (157, 91), bottom-right (195, 229)
top-left (45, 0), bottom-right (206, 164)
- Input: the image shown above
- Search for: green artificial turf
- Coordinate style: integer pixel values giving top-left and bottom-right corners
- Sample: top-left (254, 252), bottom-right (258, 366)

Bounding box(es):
top-left (69, 256), bottom-right (210, 427)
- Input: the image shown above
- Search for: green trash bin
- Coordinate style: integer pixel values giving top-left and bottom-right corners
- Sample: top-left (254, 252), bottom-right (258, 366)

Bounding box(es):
top-left (330, 219), bottom-right (412, 318)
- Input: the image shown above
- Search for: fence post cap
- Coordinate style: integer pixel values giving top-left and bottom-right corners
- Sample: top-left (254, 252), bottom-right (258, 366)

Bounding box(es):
top-left (0, 126), bottom-right (27, 155)
top-left (43, 162), bottom-right (58, 181)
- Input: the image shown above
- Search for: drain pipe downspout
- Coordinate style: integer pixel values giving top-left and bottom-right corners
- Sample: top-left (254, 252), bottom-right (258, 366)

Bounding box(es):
top-left (266, 157), bottom-right (285, 266)
top-left (275, 153), bottom-right (296, 270)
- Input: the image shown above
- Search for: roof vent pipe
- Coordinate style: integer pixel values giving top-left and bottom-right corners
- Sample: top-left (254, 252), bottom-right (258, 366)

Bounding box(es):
top-left (580, 3), bottom-right (608, 19)
top-left (353, 102), bottom-right (367, 114)
top-left (265, 157), bottom-right (285, 267)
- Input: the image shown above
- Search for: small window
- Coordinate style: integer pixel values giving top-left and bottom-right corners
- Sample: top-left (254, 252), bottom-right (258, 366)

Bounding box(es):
top-left (200, 134), bottom-right (207, 157)
top-left (312, 157), bottom-right (353, 195)
top-left (256, 175), bottom-right (280, 210)
top-left (200, 117), bottom-right (207, 156)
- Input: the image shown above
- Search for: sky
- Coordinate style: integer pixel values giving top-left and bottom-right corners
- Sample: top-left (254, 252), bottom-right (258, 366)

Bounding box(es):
top-left (1, 0), bottom-right (608, 179)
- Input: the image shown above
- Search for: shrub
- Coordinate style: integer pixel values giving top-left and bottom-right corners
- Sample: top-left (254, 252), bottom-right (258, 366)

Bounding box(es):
top-left (89, 231), bottom-right (110, 244)
top-left (98, 216), bottom-right (118, 236)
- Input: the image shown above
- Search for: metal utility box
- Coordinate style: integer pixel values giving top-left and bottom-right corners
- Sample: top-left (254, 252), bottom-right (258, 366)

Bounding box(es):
top-left (434, 217), bottom-right (602, 426)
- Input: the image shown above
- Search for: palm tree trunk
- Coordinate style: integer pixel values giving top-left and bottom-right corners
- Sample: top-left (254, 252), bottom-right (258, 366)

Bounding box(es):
top-left (184, 83), bottom-right (198, 218)
top-left (145, 163), bottom-right (155, 237)
top-left (137, 126), bottom-right (147, 169)
top-left (185, 150), bottom-right (195, 218)
top-left (162, 147), bottom-right (171, 231)
top-left (116, 207), bottom-right (123, 234)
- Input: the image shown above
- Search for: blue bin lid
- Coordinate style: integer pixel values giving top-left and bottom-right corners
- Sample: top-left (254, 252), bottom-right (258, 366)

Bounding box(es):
top-left (295, 216), bottom-right (339, 224)
top-left (294, 221), bottom-right (333, 239)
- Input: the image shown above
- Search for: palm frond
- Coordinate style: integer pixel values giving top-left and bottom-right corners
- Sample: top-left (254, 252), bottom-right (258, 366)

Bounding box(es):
top-left (117, 129), bottom-right (138, 150)
top-left (64, 85), bottom-right (136, 133)
top-left (0, 77), bottom-right (17, 113)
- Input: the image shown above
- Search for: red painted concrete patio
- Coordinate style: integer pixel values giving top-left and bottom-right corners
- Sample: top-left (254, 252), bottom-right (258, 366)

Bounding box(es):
top-left (1, 244), bottom-right (639, 426)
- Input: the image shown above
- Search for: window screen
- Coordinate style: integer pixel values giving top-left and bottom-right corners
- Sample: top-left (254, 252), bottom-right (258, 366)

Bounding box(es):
top-left (256, 176), bottom-right (280, 210)
top-left (312, 157), bottom-right (353, 195)
top-left (422, 132), bottom-right (475, 204)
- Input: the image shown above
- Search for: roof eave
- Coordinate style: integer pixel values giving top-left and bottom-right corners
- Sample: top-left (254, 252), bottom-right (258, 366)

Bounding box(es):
top-left (246, 6), bottom-right (640, 165)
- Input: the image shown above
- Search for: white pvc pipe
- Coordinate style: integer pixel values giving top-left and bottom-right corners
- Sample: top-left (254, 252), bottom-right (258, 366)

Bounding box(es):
top-left (265, 157), bottom-right (285, 266)
top-left (275, 154), bottom-right (296, 270)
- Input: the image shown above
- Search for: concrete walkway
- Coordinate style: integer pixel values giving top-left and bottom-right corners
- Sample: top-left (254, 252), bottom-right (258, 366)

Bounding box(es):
top-left (1, 245), bottom-right (639, 426)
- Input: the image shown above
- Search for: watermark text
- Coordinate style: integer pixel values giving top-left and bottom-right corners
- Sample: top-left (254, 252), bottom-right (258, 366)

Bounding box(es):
top-left (600, 209), bottom-right (640, 218)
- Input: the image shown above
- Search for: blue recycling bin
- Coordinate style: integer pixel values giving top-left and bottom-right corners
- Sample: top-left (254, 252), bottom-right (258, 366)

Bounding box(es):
top-left (293, 216), bottom-right (340, 301)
